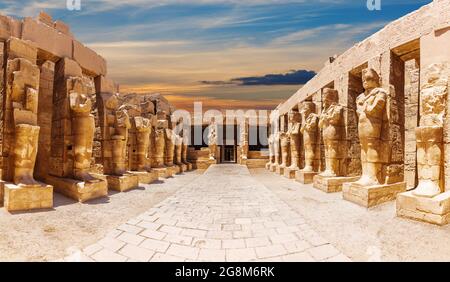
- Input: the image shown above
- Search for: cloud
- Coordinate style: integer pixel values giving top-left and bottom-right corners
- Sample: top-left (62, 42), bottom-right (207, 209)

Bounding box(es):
top-left (202, 69), bottom-right (316, 86)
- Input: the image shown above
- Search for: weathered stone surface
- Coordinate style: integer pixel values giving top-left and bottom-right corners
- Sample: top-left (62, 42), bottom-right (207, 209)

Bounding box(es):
top-left (397, 191), bottom-right (450, 226)
top-left (296, 171), bottom-right (318, 185)
top-left (313, 175), bottom-right (359, 193)
top-left (3, 182), bottom-right (53, 212)
top-left (22, 17), bottom-right (73, 59)
top-left (73, 40), bottom-right (107, 76)
top-left (105, 174), bottom-right (139, 192)
top-left (342, 181), bottom-right (406, 208)
top-left (47, 175), bottom-right (108, 203)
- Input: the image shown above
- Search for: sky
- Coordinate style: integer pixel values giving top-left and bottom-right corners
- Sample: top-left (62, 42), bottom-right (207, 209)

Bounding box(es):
top-left (0, 0), bottom-right (431, 112)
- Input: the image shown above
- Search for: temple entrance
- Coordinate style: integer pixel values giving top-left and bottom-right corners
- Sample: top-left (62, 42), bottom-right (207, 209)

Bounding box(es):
top-left (223, 146), bottom-right (236, 163)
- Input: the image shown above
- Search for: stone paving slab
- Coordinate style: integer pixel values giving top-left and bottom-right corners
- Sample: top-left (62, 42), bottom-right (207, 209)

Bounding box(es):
top-left (66, 165), bottom-right (349, 262)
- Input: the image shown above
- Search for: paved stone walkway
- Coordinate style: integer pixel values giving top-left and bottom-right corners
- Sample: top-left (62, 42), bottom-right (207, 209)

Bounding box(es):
top-left (67, 165), bottom-right (350, 262)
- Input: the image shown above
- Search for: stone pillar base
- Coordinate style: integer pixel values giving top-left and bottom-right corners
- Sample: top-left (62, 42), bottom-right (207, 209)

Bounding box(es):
top-left (129, 171), bottom-right (158, 184)
top-left (166, 165), bottom-right (180, 175)
top-left (178, 164), bottom-right (188, 172)
top-left (296, 171), bottom-right (319, 184)
top-left (276, 166), bottom-right (285, 175)
top-left (283, 168), bottom-right (298, 179)
top-left (106, 174), bottom-right (139, 192)
top-left (0, 182), bottom-right (53, 212)
top-left (342, 181), bottom-right (406, 208)
top-left (397, 191), bottom-right (450, 226)
top-left (269, 164), bottom-right (278, 172)
top-left (182, 163), bottom-right (193, 171)
top-left (153, 167), bottom-right (170, 178)
top-left (47, 176), bottom-right (108, 203)
top-left (313, 175), bottom-right (359, 193)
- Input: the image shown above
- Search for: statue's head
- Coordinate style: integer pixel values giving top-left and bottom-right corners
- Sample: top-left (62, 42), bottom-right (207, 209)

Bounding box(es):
top-left (323, 88), bottom-right (338, 109)
top-left (362, 68), bottom-right (381, 90)
top-left (288, 109), bottom-right (301, 123)
top-left (69, 92), bottom-right (92, 114)
top-left (115, 107), bottom-right (131, 129)
top-left (300, 102), bottom-right (315, 117)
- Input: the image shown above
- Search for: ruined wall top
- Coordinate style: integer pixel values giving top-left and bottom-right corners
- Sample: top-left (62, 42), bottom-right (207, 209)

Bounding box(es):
top-left (276, 0), bottom-right (450, 116)
top-left (0, 11), bottom-right (107, 77)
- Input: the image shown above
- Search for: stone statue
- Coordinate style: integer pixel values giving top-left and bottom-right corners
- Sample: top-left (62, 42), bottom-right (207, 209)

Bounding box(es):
top-left (7, 58), bottom-right (41, 187)
top-left (69, 91), bottom-right (98, 182)
top-left (287, 110), bottom-right (301, 171)
top-left (208, 120), bottom-right (218, 160)
top-left (153, 120), bottom-right (166, 168)
top-left (165, 128), bottom-right (175, 166)
top-left (174, 134), bottom-right (183, 165)
top-left (413, 64), bottom-right (447, 198)
top-left (319, 88), bottom-right (344, 177)
top-left (111, 105), bottom-right (131, 176)
top-left (267, 133), bottom-right (275, 167)
top-left (300, 102), bottom-right (319, 172)
top-left (355, 68), bottom-right (387, 186)
top-left (240, 120), bottom-right (249, 160)
top-left (279, 132), bottom-right (290, 169)
top-left (133, 116), bottom-right (152, 171)
top-left (273, 132), bottom-right (281, 166)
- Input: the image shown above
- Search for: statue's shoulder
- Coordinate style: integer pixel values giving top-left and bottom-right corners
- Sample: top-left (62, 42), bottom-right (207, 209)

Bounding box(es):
top-left (371, 87), bottom-right (388, 98)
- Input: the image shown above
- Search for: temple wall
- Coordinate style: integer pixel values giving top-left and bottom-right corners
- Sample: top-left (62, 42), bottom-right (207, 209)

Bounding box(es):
top-left (277, 0), bottom-right (449, 115)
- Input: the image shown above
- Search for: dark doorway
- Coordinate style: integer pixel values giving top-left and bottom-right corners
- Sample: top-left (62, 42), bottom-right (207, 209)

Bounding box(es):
top-left (223, 146), bottom-right (236, 163)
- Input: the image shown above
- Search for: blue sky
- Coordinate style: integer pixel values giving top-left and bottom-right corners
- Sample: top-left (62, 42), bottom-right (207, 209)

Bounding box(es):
top-left (0, 0), bottom-right (431, 110)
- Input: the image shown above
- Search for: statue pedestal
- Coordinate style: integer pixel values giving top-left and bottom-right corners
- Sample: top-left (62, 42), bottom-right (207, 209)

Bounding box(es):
top-left (313, 175), bottom-right (359, 193)
top-left (265, 163), bottom-right (271, 170)
top-left (283, 168), bottom-right (298, 179)
top-left (129, 171), bottom-right (158, 184)
top-left (106, 174), bottom-right (139, 192)
top-left (296, 171), bottom-right (319, 184)
top-left (276, 166), bottom-right (285, 175)
top-left (47, 176), bottom-right (108, 203)
top-left (153, 167), bottom-right (171, 178)
top-left (0, 182), bottom-right (53, 212)
top-left (166, 165), bottom-right (180, 175)
top-left (342, 181), bottom-right (406, 208)
top-left (178, 164), bottom-right (188, 173)
top-left (269, 164), bottom-right (278, 172)
top-left (184, 163), bottom-right (193, 171)
top-left (397, 191), bottom-right (450, 226)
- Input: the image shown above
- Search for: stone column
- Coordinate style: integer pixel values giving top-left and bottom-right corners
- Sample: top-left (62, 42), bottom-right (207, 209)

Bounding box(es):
top-left (295, 102), bottom-right (319, 184)
top-left (343, 67), bottom-right (405, 207)
top-left (284, 110), bottom-right (301, 179)
top-left (47, 58), bottom-right (107, 203)
top-left (0, 38), bottom-right (53, 211)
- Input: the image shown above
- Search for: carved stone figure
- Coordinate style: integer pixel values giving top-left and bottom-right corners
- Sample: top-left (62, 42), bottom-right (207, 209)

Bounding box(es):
top-left (153, 121), bottom-right (167, 168)
top-left (273, 132), bottom-right (281, 166)
top-left (287, 110), bottom-right (301, 170)
top-left (69, 91), bottom-right (98, 182)
top-left (267, 133), bottom-right (275, 168)
top-left (7, 58), bottom-right (41, 187)
top-left (355, 68), bottom-right (387, 186)
top-left (279, 132), bottom-right (290, 169)
top-left (165, 128), bottom-right (175, 166)
top-left (174, 134), bottom-right (183, 165)
top-left (208, 120), bottom-right (218, 160)
top-left (319, 88), bottom-right (344, 177)
top-left (133, 116), bottom-right (152, 171)
top-left (111, 105), bottom-right (131, 176)
top-left (300, 102), bottom-right (319, 172)
top-left (240, 119), bottom-right (249, 160)
top-left (413, 64), bottom-right (447, 198)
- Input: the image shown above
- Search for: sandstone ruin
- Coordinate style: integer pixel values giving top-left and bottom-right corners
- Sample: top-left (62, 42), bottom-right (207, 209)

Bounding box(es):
top-left (267, 0), bottom-right (450, 225)
top-left (0, 12), bottom-right (192, 212)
